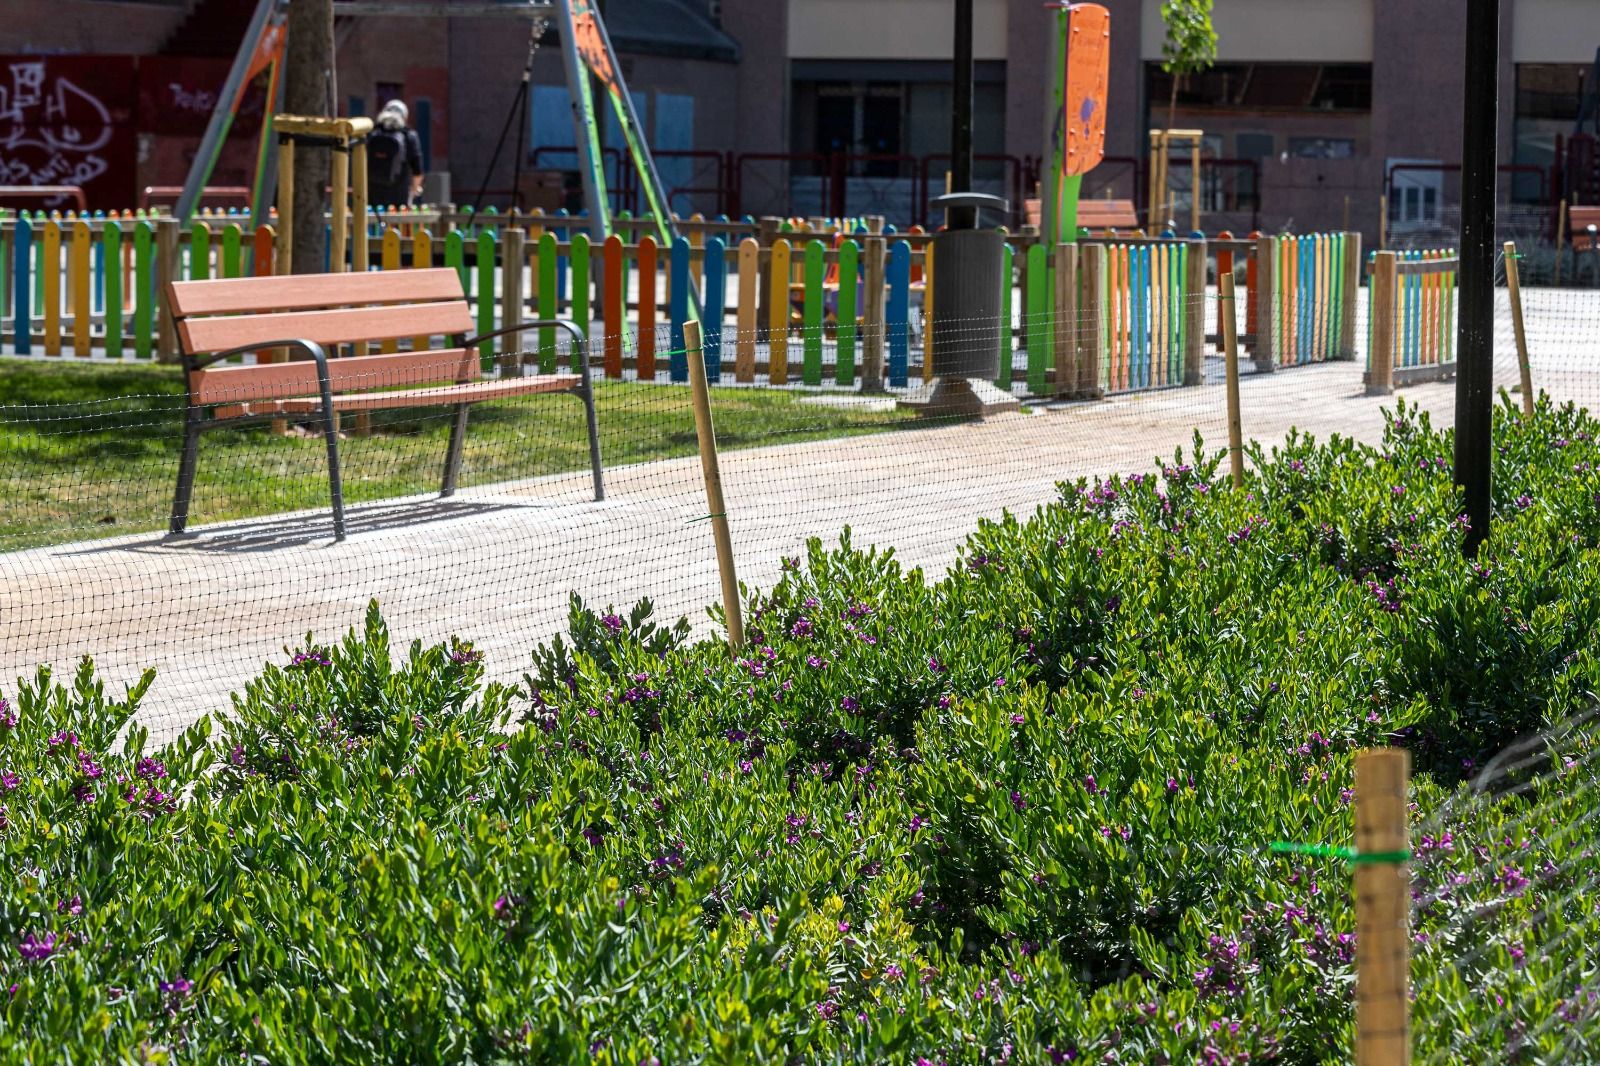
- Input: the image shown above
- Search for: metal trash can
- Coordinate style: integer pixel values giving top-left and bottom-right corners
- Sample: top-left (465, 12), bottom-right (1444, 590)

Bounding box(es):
top-left (928, 192), bottom-right (1010, 380)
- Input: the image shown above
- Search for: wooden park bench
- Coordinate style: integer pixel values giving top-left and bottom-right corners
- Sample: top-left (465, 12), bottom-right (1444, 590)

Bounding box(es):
top-left (1568, 205), bottom-right (1600, 251)
top-left (1024, 197), bottom-right (1142, 235)
top-left (165, 268), bottom-right (603, 541)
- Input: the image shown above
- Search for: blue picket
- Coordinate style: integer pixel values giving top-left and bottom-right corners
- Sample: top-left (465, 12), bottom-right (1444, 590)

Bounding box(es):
top-left (702, 236), bottom-right (726, 381)
top-left (669, 236), bottom-right (690, 382)
top-left (12, 215), bottom-right (32, 355)
top-left (887, 241), bottom-right (910, 387)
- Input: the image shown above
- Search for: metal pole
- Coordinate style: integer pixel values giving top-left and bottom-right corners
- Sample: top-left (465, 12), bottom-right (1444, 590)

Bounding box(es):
top-left (948, 0), bottom-right (975, 230)
top-left (1455, 0), bottom-right (1499, 556)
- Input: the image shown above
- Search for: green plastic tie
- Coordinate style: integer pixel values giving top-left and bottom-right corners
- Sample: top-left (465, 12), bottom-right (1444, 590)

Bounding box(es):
top-left (687, 512), bottom-right (727, 524)
top-left (1269, 842), bottom-right (1410, 865)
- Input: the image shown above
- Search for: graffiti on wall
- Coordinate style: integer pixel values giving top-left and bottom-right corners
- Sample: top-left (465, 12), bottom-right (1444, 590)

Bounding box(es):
top-left (0, 56), bottom-right (136, 205)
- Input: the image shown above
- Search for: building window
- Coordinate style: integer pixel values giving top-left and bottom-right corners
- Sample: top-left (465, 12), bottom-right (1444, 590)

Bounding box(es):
top-left (1148, 63), bottom-right (1371, 114)
top-left (1288, 137), bottom-right (1354, 159)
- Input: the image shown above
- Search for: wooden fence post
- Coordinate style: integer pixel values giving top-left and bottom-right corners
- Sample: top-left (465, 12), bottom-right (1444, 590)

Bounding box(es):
top-left (684, 319), bottom-right (744, 648)
top-left (757, 216), bottom-right (780, 347)
top-left (1339, 231), bottom-right (1363, 361)
top-left (1183, 238), bottom-right (1206, 386)
top-left (156, 217), bottom-right (180, 363)
top-left (862, 235), bottom-right (887, 392)
top-left (1220, 272), bottom-right (1244, 488)
top-left (1052, 242), bottom-right (1077, 398)
top-left (1254, 234), bottom-right (1276, 372)
top-left (1504, 239), bottom-right (1533, 416)
top-left (1355, 747), bottom-right (1411, 1066)
top-left (1077, 243), bottom-right (1104, 398)
top-left (500, 226), bottom-right (526, 374)
top-left (1367, 251), bottom-right (1396, 396)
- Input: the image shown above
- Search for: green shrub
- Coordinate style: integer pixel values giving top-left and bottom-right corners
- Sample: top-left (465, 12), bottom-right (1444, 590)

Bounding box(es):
top-left (2, 395), bottom-right (1598, 1063)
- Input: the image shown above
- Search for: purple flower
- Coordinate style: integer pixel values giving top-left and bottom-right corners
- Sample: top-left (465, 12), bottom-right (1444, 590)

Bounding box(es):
top-left (1010, 713), bottom-right (1025, 725)
top-left (48, 730), bottom-right (77, 751)
top-left (1009, 790), bottom-right (1027, 812)
top-left (135, 758), bottom-right (166, 780)
top-left (448, 641), bottom-right (484, 665)
top-left (1166, 777), bottom-right (1180, 794)
top-left (0, 699), bottom-right (14, 729)
top-left (805, 655), bottom-right (827, 669)
top-left (17, 933), bottom-right (55, 962)
top-left (841, 696), bottom-right (860, 713)
top-left (600, 613), bottom-right (624, 634)
top-left (1515, 494), bottom-right (1533, 510)
top-left (908, 815), bottom-right (928, 832)
top-left (790, 617), bottom-right (814, 639)
top-left (72, 784), bottom-right (95, 805)
top-left (289, 648), bottom-right (330, 669)
top-left (1, 772), bottom-right (19, 793)
top-left (56, 896), bottom-right (82, 917)
top-left (1083, 775), bottom-right (1100, 796)
top-left (815, 1000), bottom-right (839, 1021)
top-left (927, 657), bottom-right (945, 674)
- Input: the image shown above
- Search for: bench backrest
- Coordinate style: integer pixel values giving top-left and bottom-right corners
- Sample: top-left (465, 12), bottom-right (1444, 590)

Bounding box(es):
top-left (167, 269), bottom-right (478, 403)
top-left (1023, 197), bottom-right (1141, 233)
top-left (1570, 206), bottom-right (1600, 237)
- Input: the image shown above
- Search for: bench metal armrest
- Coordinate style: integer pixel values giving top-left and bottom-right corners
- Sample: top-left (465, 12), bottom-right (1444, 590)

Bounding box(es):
top-left (463, 319), bottom-right (594, 394)
top-left (187, 339), bottom-right (334, 416)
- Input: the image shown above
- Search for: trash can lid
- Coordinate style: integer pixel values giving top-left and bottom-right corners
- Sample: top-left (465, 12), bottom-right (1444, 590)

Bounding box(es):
top-left (929, 192), bottom-right (1010, 213)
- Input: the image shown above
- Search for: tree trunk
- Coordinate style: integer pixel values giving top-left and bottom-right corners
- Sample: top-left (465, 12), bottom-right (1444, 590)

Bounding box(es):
top-left (285, 0), bottom-right (335, 276)
top-left (1167, 73), bottom-right (1179, 132)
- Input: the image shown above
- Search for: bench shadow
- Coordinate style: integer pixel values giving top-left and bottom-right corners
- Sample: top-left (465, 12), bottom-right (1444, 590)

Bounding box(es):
top-left (62, 498), bottom-right (532, 557)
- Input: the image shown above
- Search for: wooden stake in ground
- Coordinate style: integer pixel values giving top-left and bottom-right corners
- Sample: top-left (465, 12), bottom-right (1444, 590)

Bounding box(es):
top-left (1367, 252), bottom-right (1397, 396)
top-left (1220, 272), bottom-right (1244, 488)
top-left (1503, 240), bottom-right (1534, 416)
top-left (1355, 747), bottom-right (1411, 1066)
top-left (683, 319), bottom-right (745, 648)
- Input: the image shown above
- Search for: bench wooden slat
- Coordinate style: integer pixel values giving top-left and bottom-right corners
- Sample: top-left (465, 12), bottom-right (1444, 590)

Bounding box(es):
top-left (180, 302), bottom-right (476, 355)
top-left (212, 374), bottom-right (580, 419)
top-left (190, 348), bottom-right (480, 404)
top-left (168, 269), bottom-right (464, 316)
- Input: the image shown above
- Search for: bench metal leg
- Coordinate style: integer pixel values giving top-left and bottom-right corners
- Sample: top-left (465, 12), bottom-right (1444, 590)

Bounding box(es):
top-left (321, 405), bottom-right (347, 542)
top-left (580, 383), bottom-right (605, 501)
top-left (168, 418), bottom-right (202, 536)
top-left (441, 403), bottom-right (471, 497)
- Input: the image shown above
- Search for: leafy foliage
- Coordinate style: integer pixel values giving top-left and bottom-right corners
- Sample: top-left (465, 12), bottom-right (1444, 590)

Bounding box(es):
top-left (1, 397), bottom-right (1597, 1062)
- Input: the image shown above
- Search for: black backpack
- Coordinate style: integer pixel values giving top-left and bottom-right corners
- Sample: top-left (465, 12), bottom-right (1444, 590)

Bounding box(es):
top-left (366, 126), bottom-right (408, 189)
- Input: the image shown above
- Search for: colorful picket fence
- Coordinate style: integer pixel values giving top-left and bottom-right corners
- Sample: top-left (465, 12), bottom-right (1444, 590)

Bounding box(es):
top-left (1265, 233), bottom-right (1350, 366)
top-left (1365, 248), bottom-right (1457, 392)
top-left (1, 211), bottom-right (1364, 403)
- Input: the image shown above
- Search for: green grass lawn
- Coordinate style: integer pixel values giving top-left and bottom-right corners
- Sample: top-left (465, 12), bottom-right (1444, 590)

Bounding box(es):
top-left (0, 359), bottom-right (916, 550)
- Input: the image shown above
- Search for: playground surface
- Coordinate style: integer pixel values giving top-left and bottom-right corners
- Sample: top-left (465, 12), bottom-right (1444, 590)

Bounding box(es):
top-left (0, 353), bottom-right (1484, 740)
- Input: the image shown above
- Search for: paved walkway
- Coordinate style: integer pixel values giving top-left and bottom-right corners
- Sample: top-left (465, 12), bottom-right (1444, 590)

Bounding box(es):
top-left (3, 290), bottom-right (1591, 740)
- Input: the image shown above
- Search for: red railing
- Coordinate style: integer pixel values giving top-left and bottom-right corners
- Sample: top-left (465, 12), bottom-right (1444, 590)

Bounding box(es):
top-left (0, 186), bottom-right (88, 212)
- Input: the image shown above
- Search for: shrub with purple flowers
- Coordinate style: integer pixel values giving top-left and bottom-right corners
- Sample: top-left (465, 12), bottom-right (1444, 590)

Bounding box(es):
top-left (1, 400), bottom-right (1599, 1061)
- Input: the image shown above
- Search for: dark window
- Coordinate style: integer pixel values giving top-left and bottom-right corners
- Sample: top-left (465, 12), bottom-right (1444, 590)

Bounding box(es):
top-left (1148, 63), bottom-right (1371, 112)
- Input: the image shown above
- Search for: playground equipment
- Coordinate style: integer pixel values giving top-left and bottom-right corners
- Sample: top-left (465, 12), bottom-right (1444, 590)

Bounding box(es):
top-left (1148, 128), bottom-right (1204, 233)
top-left (270, 115), bottom-right (371, 277)
top-left (1042, 2), bottom-right (1111, 246)
top-left (177, 0), bottom-right (681, 254)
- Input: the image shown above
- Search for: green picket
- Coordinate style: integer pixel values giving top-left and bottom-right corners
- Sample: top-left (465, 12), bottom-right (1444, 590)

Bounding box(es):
top-left (103, 222), bottom-right (123, 359)
top-left (836, 239), bottom-right (858, 385)
top-left (133, 221), bottom-right (154, 359)
top-left (538, 233), bottom-right (558, 373)
top-left (190, 223), bottom-right (210, 281)
top-left (1025, 244), bottom-right (1049, 395)
top-left (570, 232), bottom-right (590, 374)
top-left (222, 224), bottom-right (243, 279)
top-left (803, 239), bottom-right (825, 385)
top-left (445, 230), bottom-right (466, 292)
top-left (476, 231), bottom-right (496, 366)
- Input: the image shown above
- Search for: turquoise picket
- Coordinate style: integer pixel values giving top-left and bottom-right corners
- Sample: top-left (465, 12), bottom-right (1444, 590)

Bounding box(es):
top-left (92, 210), bottom-right (105, 315)
top-left (1129, 246), bottom-right (1144, 389)
top-left (12, 215), bottom-right (31, 355)
top-left (476, 231), bottom-right (495, 367)
top-left (103, 221), bottom-right (123, 359)
top-left (702, 236), bottom-right (726, 381)
top-left (669, 236), bottom-right (689, 382)
top-left (887, 241), bottom-right (910, 387)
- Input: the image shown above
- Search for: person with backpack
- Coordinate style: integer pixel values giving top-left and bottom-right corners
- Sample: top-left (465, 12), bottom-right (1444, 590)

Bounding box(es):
top-left (366, 99), bottom-right (424, 208)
